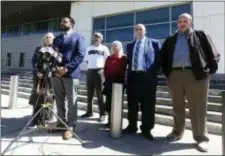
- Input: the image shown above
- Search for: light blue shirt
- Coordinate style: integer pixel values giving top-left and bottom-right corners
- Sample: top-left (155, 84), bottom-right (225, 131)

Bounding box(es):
top-left (132, 36), bottom-right (146, 71)
top-left (173, 32), bottom-right (192, 67)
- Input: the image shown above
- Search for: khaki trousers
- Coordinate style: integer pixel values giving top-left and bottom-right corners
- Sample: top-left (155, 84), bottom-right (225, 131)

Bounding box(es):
top-left (167, 70), bottom-right (209, 142)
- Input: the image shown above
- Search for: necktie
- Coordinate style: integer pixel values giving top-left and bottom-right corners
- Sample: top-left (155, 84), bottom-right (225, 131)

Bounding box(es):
top-left (133, 40), bottom-right (141, 70)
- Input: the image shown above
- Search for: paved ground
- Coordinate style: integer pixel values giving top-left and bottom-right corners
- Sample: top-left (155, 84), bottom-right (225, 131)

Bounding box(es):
top-left (1, 94), bottom-right (222, 155)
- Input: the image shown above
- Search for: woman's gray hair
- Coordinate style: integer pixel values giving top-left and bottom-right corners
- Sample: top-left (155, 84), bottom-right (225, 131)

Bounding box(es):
top-left (111, 40), bottom-right (124, 55)
top-left (41, 32), bottom-right (55, 46)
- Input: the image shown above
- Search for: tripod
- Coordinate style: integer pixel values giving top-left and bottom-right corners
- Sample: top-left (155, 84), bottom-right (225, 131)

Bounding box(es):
top-left (2, 101), bottom-right (84, 155)
top-left (2, 60), bottom-right (84, 155)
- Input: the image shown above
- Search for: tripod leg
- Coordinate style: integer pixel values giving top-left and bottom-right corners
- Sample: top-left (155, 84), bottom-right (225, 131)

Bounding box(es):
top-left (47, 106), bottom-right (84, 144)
top-left (1, 108), bottom-right (42, 155)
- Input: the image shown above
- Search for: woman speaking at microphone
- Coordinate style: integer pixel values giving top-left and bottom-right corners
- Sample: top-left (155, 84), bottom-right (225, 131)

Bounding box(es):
top-left (29, 32), bottom-right (55, 127)
top-left (102, 41), bottom-right (127, 128)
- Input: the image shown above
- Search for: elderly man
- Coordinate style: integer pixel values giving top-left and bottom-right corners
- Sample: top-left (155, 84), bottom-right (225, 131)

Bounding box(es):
top-left (161, 13), bottom-right (220, 152)
top-left (81, 32), bottom-right (110, 122)
top-left (123, 24), bottom-right (161, 140)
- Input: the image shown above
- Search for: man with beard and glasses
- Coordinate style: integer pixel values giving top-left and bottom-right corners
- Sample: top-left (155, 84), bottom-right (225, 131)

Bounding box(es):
top-left (51, 16), bottom-right (85, 140)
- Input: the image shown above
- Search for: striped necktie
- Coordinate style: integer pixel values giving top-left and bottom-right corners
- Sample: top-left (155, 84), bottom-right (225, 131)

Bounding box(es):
top-left (133, 40), bottom-right (142, 70)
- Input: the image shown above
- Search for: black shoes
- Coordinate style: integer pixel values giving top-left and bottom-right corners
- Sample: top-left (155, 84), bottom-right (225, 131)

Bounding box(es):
top-left (122, 126), bottom-right (137, 134)
top-left (142, 131), bottom-right (154, 141)
top-left (80, 112), bottom-right (93, 118)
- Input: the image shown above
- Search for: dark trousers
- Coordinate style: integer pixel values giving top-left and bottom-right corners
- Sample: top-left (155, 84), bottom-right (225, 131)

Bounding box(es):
top-left (127, 72), bottom-right (157, 132)
top-left (29, 74), bottom-right (53, 125)
top-left (29, 74), bottom-right (41, 124)
top-left (86, 69), bottom-right (105, 116)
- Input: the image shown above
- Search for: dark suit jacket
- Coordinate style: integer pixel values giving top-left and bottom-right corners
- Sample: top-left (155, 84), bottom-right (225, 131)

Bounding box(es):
top-left (53, 32), bottom-right (85, 78)
top-left (161, 30), bottom-right (220, 80)
top-left (126, 37), bottom-right (161, 82)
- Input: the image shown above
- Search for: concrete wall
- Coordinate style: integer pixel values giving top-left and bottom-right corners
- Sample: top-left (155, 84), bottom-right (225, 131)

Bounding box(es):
top-left (193, 2), bottom-right (225, 73)
top-left (1, 34), bottom-right (44, 70)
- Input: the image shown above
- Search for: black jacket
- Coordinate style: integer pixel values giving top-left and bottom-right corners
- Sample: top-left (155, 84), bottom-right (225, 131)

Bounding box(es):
top-left (161, 30), bottom-right (220, 80)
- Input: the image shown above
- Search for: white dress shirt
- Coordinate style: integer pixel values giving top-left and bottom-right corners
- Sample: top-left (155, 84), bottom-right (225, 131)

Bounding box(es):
top-left (132, 36), bottom-right (146, 71)
top-left (84, 44), bottom-right (110, 69)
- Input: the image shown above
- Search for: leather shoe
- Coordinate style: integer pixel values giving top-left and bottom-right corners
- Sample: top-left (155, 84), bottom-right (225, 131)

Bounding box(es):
top-left (142, 131), bottom-right (154, 141)
top-left (63, 130), bottom-right (73, 140)
top-left (196, 141), bottom-right (209, 152)
top-left (80, 112), bottom-right (93, 118)
top-left (166, 131), bottom-right (182, 142)
top-left (122, 126), bottom-right (137, 134)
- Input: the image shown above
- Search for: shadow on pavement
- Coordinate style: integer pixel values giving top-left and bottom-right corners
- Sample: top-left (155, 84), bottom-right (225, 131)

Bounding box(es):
top-left (77, 119), bottom-right (195, 155)
top-left (1, 115), bottom-right (195, 155)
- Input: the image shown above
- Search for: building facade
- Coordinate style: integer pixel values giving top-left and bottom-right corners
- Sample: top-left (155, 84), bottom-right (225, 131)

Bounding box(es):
top-left (1, 1), bottom-right (225, 75)
top-left (71, 1), bottom-right (225, 74)
top-left (1, 1), bottom-right (71, 71)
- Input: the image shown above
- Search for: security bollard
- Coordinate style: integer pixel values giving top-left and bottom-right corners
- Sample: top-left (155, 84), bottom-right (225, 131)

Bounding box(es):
top-left (222, 91), bottom-right (225, 155)
top-left (110, 83), bottom-right (123, 139)
top-left (8, 75), bottom-right (19, 109)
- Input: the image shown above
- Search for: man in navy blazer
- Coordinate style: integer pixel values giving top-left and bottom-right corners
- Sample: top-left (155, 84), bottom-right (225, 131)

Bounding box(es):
top-left (123, 24), bottom-right (161, 140)
top-left (51, 17), bottom-right (85, 140)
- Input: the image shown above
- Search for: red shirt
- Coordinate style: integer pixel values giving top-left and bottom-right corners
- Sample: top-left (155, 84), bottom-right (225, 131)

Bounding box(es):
top-left (104, 55), bottom-right (127, 79)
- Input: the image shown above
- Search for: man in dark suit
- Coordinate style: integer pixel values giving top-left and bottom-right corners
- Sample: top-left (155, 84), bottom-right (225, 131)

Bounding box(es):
top-left (52, 16), bottom-right (85, 140)
top-left (123, 24), bottom-right (161, 140)
top-left (161, 13), bottom-right (220, 152)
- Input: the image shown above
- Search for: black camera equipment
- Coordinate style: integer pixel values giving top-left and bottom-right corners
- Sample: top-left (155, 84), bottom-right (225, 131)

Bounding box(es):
top-left (1, 47), bottom-right (84, 155)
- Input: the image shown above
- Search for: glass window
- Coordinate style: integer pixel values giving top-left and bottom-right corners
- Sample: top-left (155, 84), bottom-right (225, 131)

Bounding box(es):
top-left (93, 18), bottom-right (105, 30)
top-left (106, 27), bottom-right (134, 43)
top-left (35, 21), bottom-right (49, 34)
top-left (7, 25), bottom-right (21, 37)
top-left (19, 53), bottom-right (25, 67)
top-left (172, 22), bottom-right (178, 34)
top-left (6, 53), bottom-right (12, 67)
top-left (171, 4), bottom-right (191, 21)
top-left (49, 19), bottom-right (60, 32)
top-left (106, 13), bottom-right (134, 29)
top-left (136, 7), bottom-right (169, 24)
top-left (1, 27), bottom-right (8, 38)
top-left (146, 23), bottom-right (170, 39)
top-left (23, 23), bottom-right (35, 35)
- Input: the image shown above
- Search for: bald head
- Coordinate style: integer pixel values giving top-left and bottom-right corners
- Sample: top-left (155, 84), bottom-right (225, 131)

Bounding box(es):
top-left (135, 24), bottom-right (146, 39)
top-left (177, 13), bottom-right (193, 33)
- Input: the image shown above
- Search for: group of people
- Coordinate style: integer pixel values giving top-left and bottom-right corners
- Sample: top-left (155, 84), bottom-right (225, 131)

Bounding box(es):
top-left (29, 13), bottom-right (220, 153)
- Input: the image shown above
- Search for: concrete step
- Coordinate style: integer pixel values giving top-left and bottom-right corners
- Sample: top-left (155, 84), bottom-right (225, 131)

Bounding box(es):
top-left (1, 83), bottom-right (222, 104)
top-left (1, 85), bottom-right (221, 113)
top-left (77, 101), bottom-right (221, 135)
top-left (77, 94), bottom-right (222, 123)
top-left (1, 89), bottom-right (221, 135)
top-left (2, 75), bottom-right (225, 90)
top-left (2, 88), bottom-right (221, 123)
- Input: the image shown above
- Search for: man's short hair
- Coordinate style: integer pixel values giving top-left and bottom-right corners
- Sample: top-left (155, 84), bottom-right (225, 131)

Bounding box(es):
top-left (62, 16), bottom-right (75, 27)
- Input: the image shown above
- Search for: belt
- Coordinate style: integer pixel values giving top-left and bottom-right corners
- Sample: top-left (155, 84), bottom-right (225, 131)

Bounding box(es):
top-left (173, 67), bottom-right (192, 70)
